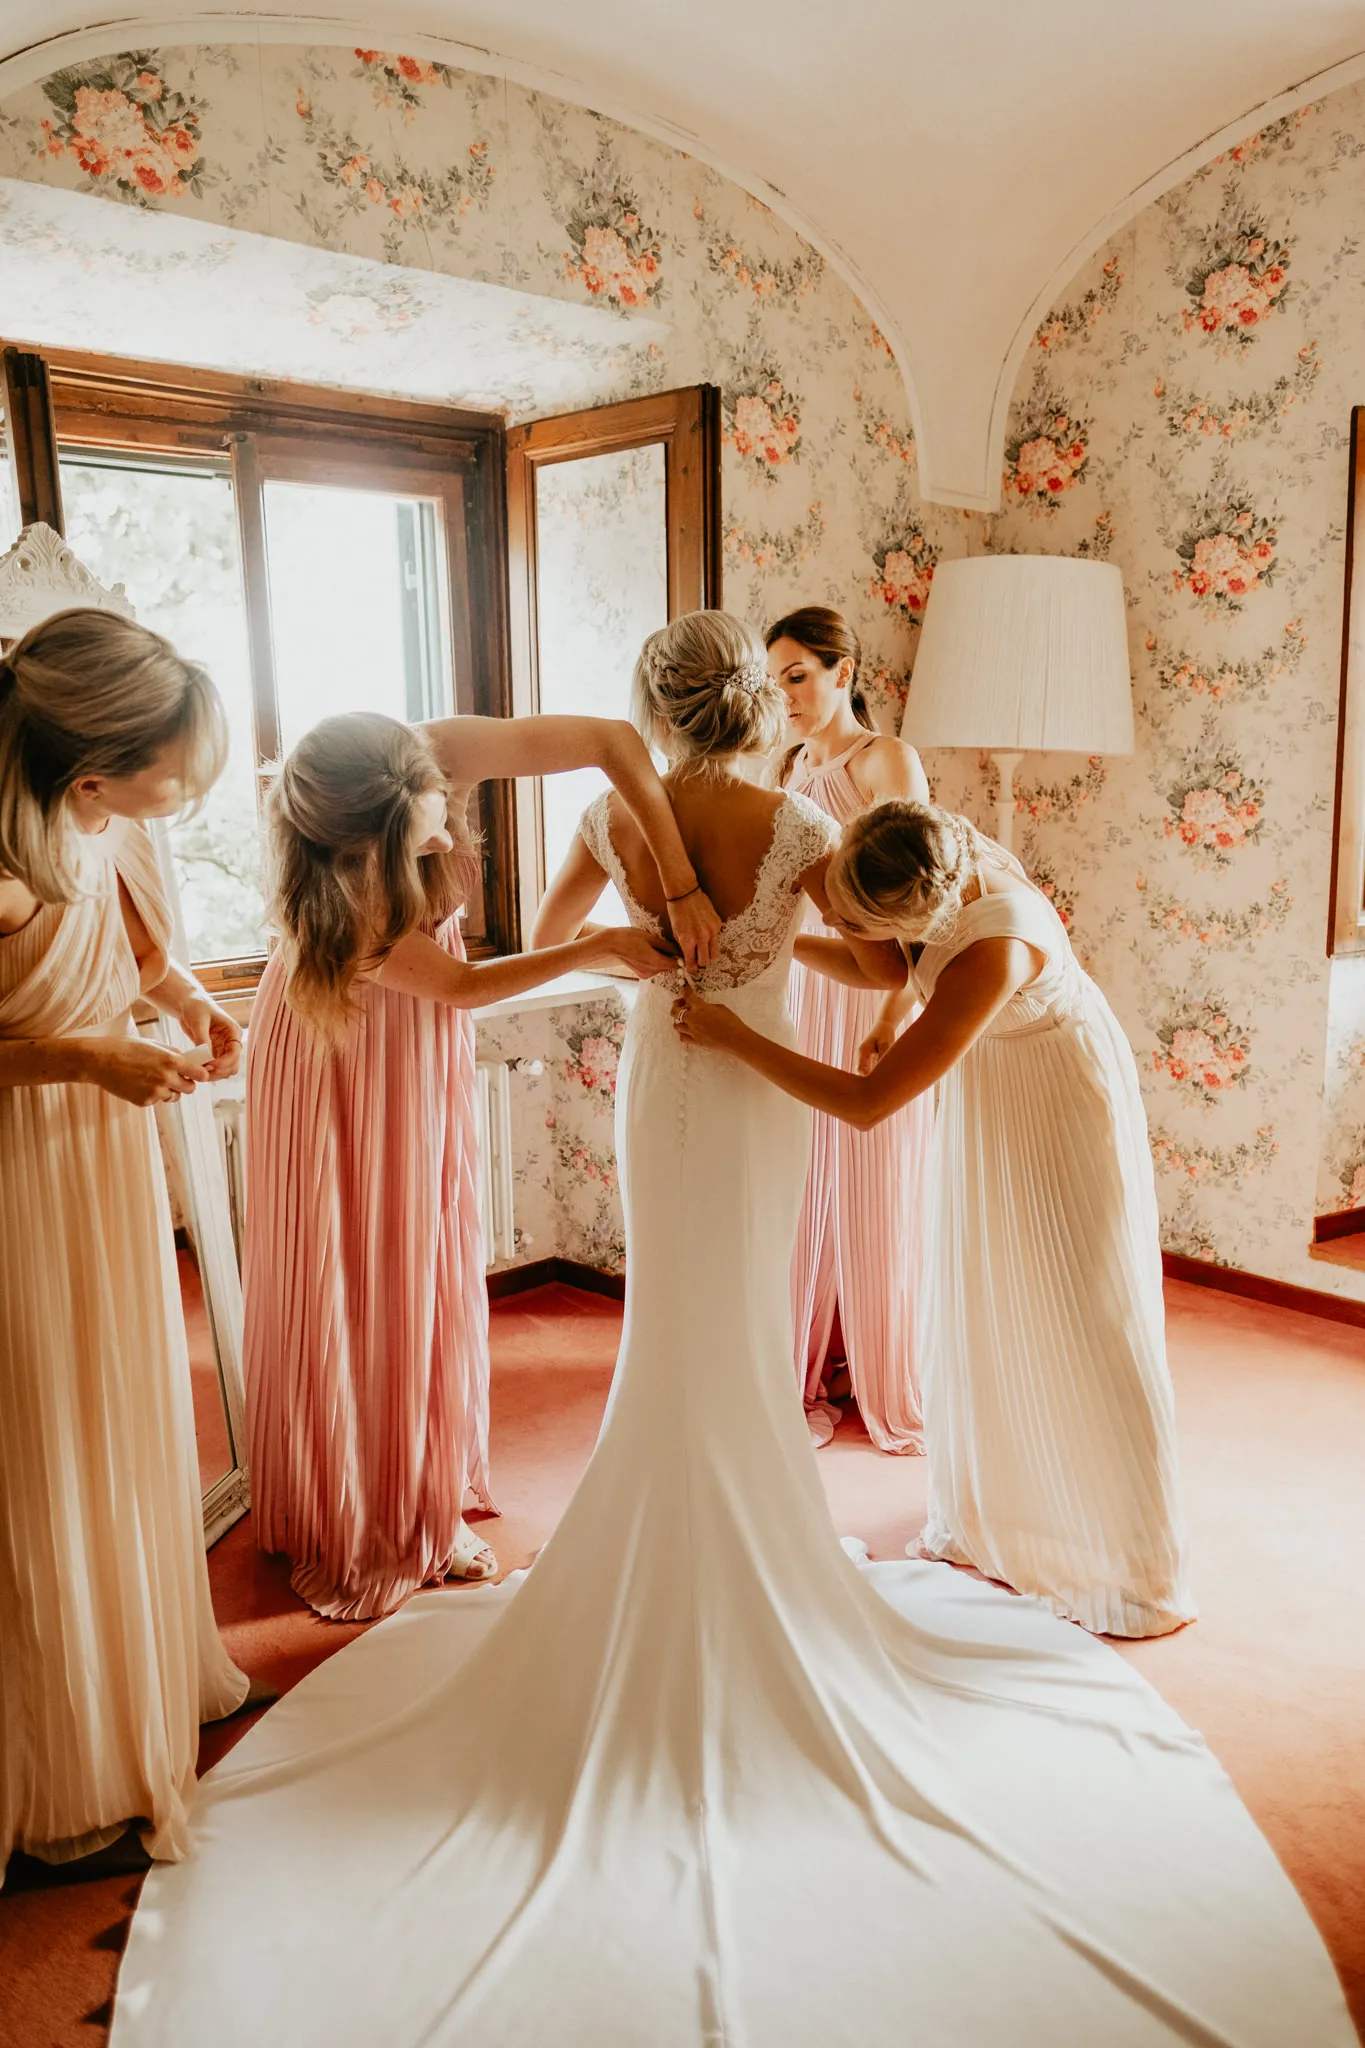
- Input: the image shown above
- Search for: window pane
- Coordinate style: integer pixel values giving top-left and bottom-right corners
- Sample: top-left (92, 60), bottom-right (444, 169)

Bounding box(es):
top-left (262, 483), bottom-right (454, 755)
top-left (59, 458), bottom-right (264, 963)
top-left (534, 444), bottom-right (669, 917)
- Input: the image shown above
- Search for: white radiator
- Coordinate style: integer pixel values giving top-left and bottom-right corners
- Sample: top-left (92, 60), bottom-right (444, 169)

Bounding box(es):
top-left (476, 1058), bottom-right (517, 1268)
top-left (213, 1067), bottom-right (520, 1273)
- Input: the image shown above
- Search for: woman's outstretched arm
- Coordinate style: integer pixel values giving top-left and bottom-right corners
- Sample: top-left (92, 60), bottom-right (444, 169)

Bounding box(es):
top-left (674, 938), bottom-right (1035, 1128)
top-left (423, 714), bottom-right (719, 970)
top-left (792, 934), bottom-right (906, 990)
top-left (374, 925), bottom-right (673, 1008)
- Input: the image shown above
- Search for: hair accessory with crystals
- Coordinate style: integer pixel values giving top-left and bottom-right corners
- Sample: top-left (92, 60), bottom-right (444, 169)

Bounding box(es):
top-left (731, 655), bottom-right (771, 698)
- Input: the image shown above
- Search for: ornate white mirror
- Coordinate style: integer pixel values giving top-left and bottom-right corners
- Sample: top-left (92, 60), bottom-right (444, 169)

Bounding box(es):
top-left (0, 521), bottom-right (250, 1543)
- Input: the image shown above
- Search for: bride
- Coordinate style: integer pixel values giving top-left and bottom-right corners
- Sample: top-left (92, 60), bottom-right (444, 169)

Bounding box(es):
top-left (110, 613), bottom-right (1350, 2047)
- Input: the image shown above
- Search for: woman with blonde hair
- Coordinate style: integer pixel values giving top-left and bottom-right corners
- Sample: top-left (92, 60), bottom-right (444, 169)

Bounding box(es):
top-left (676, 797), bottom-right (1195, 1638)
top-left (768, 605), bottom-right (933, 1452)
top-left (244, 708), bottom-right (698, 1621)
top-left (0, 607), bottom-right (250, 1882)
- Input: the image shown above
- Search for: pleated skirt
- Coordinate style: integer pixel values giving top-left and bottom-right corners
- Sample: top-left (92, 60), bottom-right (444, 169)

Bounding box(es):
top-left (0, 1067), bottom-right (246, 1867)
top-left (789, 952), bottom-right (933, 1452)
top-left (919, 1002), bottom-right (1196, 1637)
top-left (243, 928), bottom-right (493, 1623)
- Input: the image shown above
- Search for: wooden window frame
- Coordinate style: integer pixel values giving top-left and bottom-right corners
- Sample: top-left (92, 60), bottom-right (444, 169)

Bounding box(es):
top-left (1329, 406), bottom-right (1365, 954)
top-left (2, 343), bottom-right (519, 985)
top-left (504, 386), bottom-right (721, 934)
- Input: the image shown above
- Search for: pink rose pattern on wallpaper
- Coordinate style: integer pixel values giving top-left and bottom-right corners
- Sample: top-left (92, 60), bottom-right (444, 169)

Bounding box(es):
top-left (1180, 209), bottom-right (1292, 349)
top-left (1168, 478), bottom-right (1279, 611)
top-left (352, 50), bottom-right (457, 117)
top-left (1002, 373), bottom-right (1091, 509)
top-left (869, 518), bottom-right (940, 620)
top-left (40, 53), bottom-right (206, 201)
top-left (852, 381), bottom-right (917, 469)
top-left (724, 355), bottom-right (803, 478)
top-left (1156, 342), bottom-right (1320, 442)
top-left (1032, 255), bottom-right (1123, 353)
top-left (1152, 994), bottom-right (1254, 1103)
top-left (1163, 748), bottom-right (1266, 865)
top-left (1145, 620), bottom-right (1306, 703)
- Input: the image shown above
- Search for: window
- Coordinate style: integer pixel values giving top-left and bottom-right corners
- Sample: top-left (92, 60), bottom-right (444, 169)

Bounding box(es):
top-left (3, 352), bottom-right (721, 979)
top-left (506, 389), bottom-right (720, 933)
top-left (3, 346), bottom-right (514, 982)
top-left (60, 452), bottom-right (262, 963)
top-left (1330, 406), bottom-right (1365, 954)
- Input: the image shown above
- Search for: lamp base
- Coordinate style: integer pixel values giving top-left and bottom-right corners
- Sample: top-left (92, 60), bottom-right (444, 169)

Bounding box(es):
top-left (988, 751), bottom-right (1022, 856)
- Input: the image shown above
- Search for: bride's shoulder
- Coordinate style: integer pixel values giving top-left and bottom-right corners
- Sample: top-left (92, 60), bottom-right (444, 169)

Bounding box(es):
top-left (777, 787), bottom-right (839, 854)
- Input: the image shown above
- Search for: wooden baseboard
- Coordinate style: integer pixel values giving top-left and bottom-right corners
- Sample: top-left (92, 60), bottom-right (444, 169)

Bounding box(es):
top-left (486, 1257), bottom-right (626, 1302)
top-left (492, 1249), bottom-right (1364, 1332)
top-left (1312, 1205), bottom-right (1365, 1243)
top-left (1162, 1251), bottom-right (1365, 1331)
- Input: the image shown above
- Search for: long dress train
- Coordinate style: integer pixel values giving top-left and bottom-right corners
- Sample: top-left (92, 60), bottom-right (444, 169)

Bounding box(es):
top-left (913, 881), bottom-right (1197, 1638)
top-left (110, 793), bottom-right (1350, 2046)
top-left (788, 734), bottom-right (933, 1451)
top-left (0, 818), bottom-right (247, 1872)
top-left (244, 858), bottom-right (493, 1623)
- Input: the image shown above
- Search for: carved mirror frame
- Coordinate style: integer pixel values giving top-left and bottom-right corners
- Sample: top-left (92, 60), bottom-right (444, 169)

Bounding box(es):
top-left (0, 520), bottom-right (250, 1543)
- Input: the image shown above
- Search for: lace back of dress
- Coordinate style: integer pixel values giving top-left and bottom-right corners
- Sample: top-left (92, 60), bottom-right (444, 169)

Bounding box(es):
top-left (579, 792), bottom-right (836, 995)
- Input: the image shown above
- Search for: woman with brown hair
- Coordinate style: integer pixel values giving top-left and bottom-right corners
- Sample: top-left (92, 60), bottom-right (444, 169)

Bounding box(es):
top-left (243, 708), bottom-right (695, 1622)
top-left (0, 607), bottom-right (250, 1882)
top-left (768, 606), bottom-right (933, 1452)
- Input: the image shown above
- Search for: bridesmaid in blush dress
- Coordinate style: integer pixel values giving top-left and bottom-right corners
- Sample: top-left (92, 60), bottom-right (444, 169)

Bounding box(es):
top-left (244, 711), bottom-right (702, 1623)
top-left (768, 608), bottom-right (934, 1452)
top-left (0, 609), bottom-right (249, 1880)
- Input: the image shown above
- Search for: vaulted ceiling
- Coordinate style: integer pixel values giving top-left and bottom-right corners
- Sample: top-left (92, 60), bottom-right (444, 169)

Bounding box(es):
top-left (7, 3), bottom-right (1365, 507)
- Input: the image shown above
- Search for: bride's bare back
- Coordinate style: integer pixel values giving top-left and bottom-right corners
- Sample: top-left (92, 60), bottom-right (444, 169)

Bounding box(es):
top-left (604, 772), bottom-right (796, 929)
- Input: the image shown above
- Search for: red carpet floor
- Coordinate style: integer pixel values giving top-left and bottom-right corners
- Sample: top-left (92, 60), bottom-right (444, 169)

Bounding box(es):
top-left (2, 1278), bottom-right (1363, 2045)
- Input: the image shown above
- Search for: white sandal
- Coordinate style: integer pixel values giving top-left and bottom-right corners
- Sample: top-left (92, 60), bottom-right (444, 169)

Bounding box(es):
top-left (446, 1522), bottom-right (498, 1583)
top-left (806, 1400), bottom-right (840, 1449)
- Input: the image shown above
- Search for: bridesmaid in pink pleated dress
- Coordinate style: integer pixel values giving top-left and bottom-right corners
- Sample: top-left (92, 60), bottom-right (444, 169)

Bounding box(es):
top-left (768, 608), bottom-right (934, 1453)
top-left (244, 710), bottom-right (709, 1622)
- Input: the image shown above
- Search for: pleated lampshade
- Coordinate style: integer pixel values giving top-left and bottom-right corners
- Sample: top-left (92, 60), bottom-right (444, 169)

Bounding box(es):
top-left (904, 554), bottom-right (1134, 755)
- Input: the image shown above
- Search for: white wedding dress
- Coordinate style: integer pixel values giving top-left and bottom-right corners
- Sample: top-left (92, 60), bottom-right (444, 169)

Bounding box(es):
top-left (111, 791), bottom-right (1351, 2048)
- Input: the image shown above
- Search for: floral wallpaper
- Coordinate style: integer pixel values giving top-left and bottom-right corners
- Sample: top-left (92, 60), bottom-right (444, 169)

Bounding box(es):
top-left (476, 994), bottom-right (629, 1274)
top-left (969, 95), bottom-right (1365, 1298)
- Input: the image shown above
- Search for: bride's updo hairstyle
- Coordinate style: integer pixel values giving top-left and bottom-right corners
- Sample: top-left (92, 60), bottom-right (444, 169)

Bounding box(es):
top-left (829, 799), bottom-right (988, 942)
top-left (264, 711), bottom-right (472, 1041)
top-left (0, 606), bottom-right (226, 902)
top-left (631, 609), bottom-right (786, 774)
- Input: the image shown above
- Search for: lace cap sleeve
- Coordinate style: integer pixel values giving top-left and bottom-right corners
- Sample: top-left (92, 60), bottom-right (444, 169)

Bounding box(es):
top-left (780, 788), bottom-right (840, 875)
top-left (578, 792), bottom-right (615, 872)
